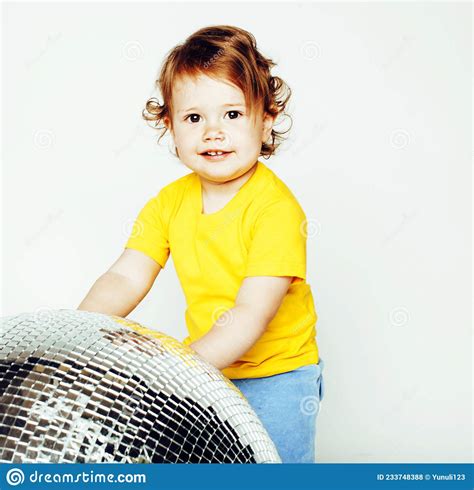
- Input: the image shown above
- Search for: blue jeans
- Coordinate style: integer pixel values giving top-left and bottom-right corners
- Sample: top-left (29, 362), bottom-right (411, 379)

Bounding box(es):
top-left (230, 358), bottom-right (325, 463)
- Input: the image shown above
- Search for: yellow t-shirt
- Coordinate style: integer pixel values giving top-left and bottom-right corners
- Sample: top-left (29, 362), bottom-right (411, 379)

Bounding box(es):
top-left (124, 161), bottom-right (319, 379)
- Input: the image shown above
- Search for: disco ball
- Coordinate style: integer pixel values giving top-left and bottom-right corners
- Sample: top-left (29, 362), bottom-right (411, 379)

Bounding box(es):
top-left (0, 309), bottom-right (281, 464)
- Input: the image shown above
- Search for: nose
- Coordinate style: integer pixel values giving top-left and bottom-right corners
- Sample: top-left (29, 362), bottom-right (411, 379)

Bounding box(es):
top-left (202, 120), bottom-right (226, 143)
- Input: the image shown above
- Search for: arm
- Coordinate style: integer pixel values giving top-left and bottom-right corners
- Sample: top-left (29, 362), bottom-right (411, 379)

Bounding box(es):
top-left (77, 248), bottom-right (162, 317)
top-left (189, 276), bottom-right (293, 370)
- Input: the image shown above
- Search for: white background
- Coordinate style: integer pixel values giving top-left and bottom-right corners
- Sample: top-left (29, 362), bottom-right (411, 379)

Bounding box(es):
top-left (1, 1), bottom-right (472, 462)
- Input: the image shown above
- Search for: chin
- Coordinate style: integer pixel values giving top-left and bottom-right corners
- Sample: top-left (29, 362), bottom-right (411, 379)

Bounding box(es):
top-left (201, 169), bottom-right (236, 182)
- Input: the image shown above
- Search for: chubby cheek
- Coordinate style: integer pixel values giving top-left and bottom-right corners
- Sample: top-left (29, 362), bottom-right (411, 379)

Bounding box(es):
top-left (233, 124), bottom-right (264, 151)
top-left (174, 129), bottom-right (197, 153)
top-left (248, 129), bottom-right (266, 153)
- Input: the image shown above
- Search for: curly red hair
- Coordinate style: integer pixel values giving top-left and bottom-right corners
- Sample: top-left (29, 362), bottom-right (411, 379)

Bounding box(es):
top-left (143, 25), bottom-right (292, 159)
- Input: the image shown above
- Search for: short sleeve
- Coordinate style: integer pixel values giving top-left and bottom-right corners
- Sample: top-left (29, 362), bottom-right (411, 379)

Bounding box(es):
top-left (124, 190), bottom-right (170, 268)
top-left (244, 198), bottom-right (307, 281)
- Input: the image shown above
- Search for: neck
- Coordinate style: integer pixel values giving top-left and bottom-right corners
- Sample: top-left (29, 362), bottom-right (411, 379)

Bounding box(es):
top-left (199, 162), bottom-right (258, 198)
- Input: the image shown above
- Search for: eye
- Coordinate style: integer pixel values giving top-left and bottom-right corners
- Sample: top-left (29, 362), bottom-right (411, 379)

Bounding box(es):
top-left (184, 114), bottom-right (201, 123)
top-left (226, 111), bottom-right (243, 120)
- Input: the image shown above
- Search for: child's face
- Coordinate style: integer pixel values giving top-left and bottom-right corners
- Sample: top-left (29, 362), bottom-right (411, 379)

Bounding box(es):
top-left (166, 74), bottom-right (274, 185)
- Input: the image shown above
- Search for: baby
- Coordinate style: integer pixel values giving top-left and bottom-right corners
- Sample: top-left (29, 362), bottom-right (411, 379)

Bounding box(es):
top-left (78, 25), bottom-right (325, 463)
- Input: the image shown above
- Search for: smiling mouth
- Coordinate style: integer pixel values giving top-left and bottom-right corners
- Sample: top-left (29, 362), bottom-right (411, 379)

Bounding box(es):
top-left (200, 151), bottom-right (232, 156)
top-left (200, 151), bottom-right (234, 162)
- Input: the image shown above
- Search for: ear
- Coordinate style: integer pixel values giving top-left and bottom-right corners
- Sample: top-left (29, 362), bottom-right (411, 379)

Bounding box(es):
top-left (164, 115), bottom-right (174, 138)
top-left (262, 112), bottom-right (275, 142)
